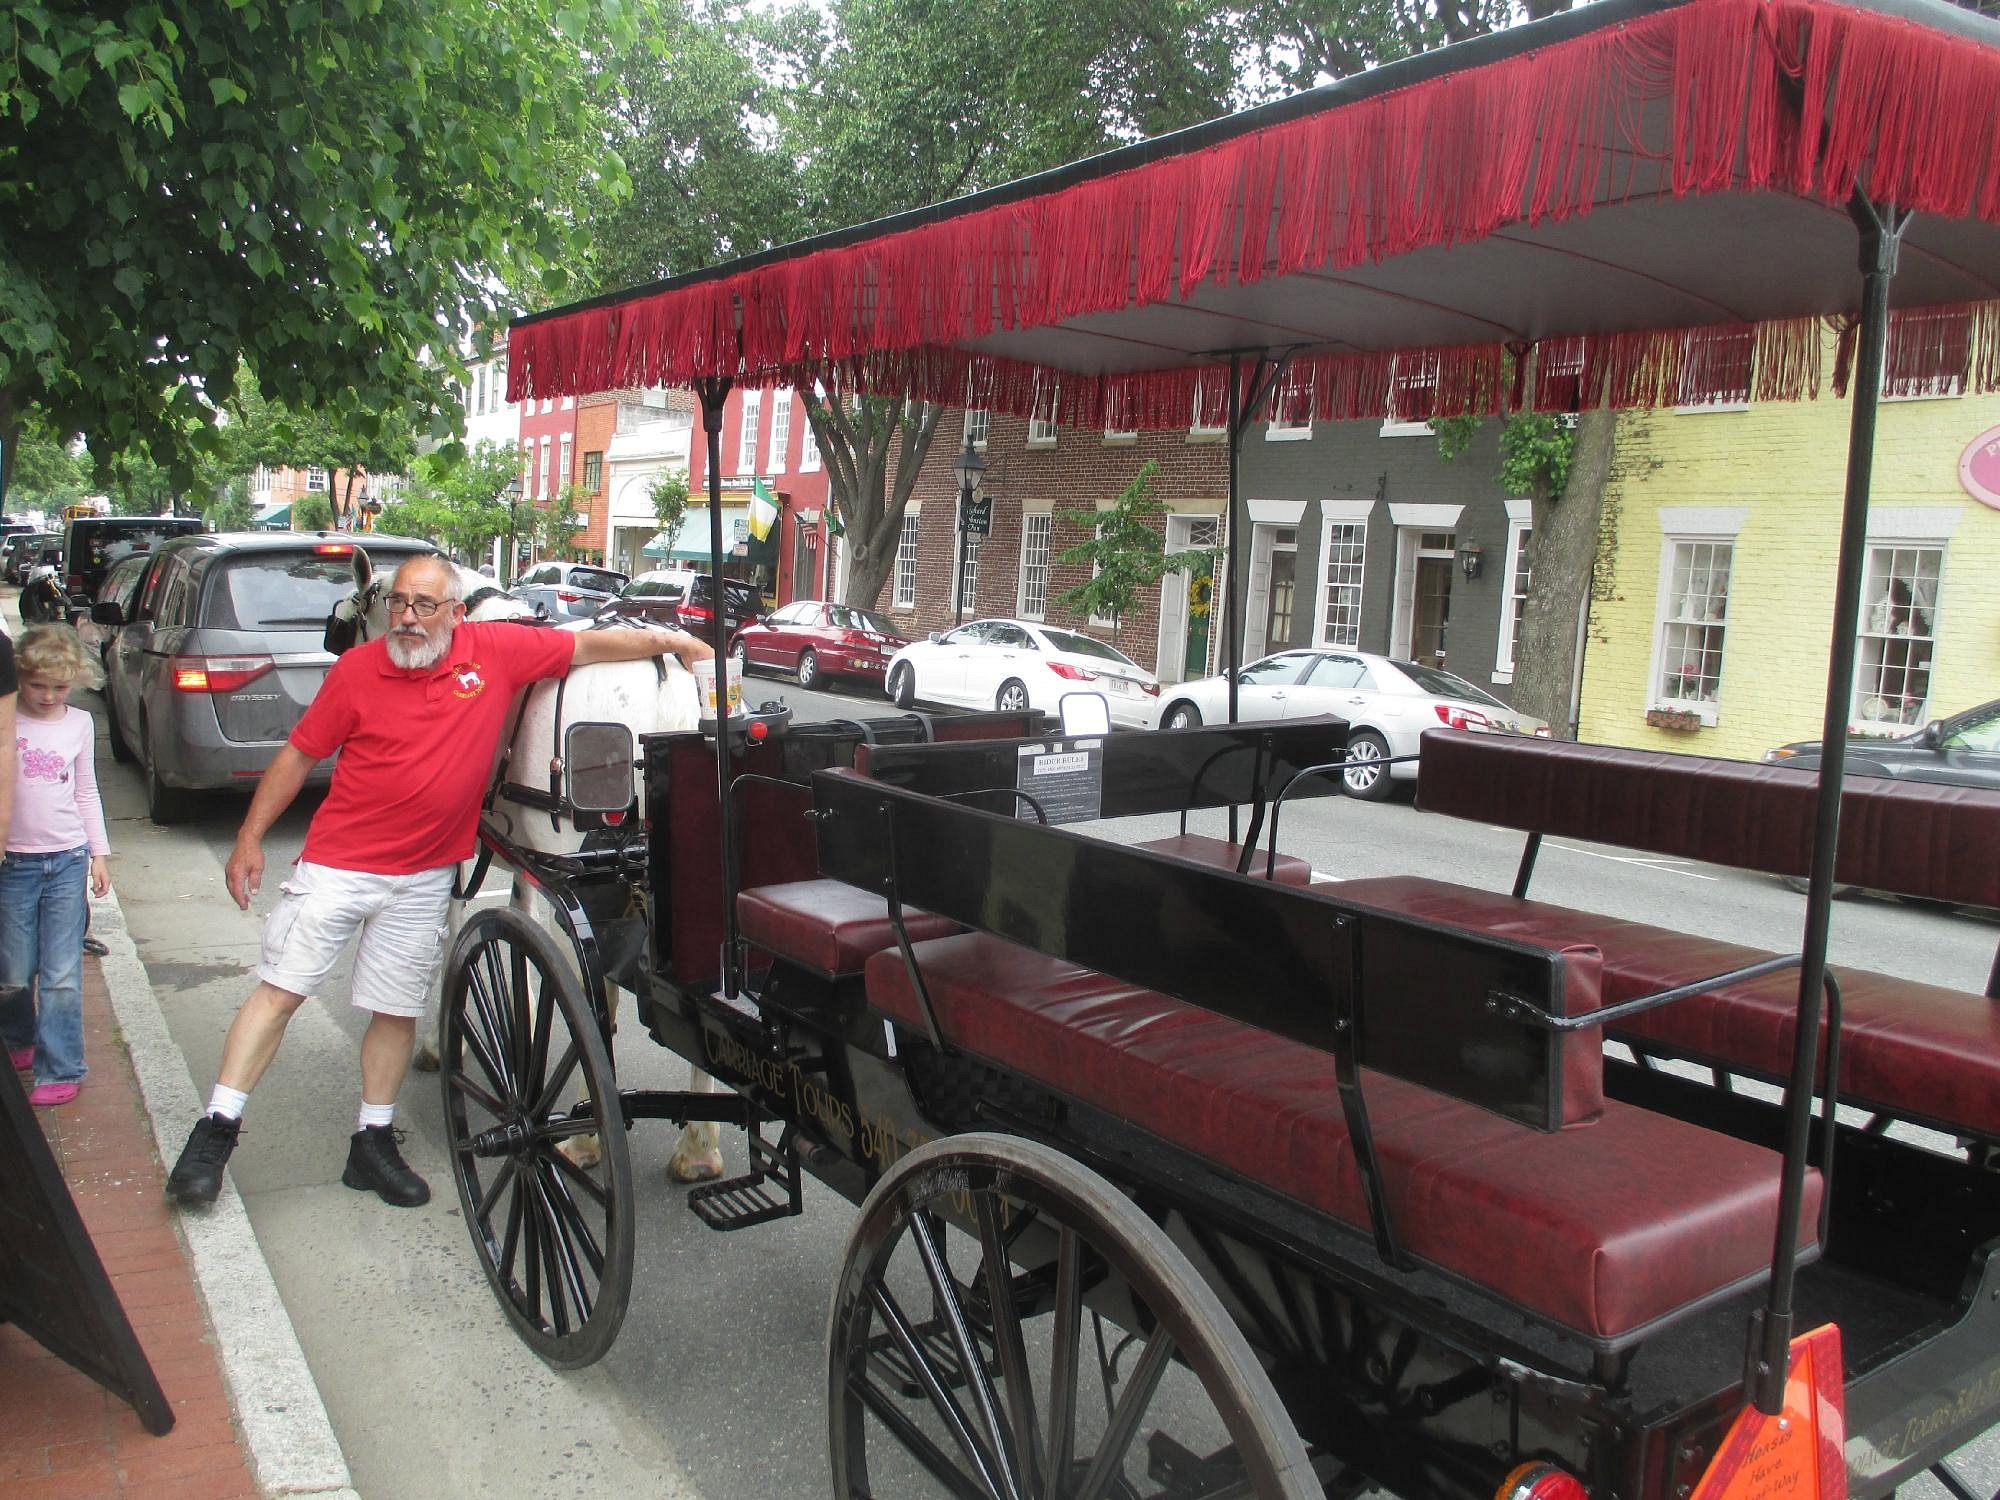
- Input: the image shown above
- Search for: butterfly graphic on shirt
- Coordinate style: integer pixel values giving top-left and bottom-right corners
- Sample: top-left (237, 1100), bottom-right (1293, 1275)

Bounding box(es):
top-left (19, 741), bottom-right (69, 783)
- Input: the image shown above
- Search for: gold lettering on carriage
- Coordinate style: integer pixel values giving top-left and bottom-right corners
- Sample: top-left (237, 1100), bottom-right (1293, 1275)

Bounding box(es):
top-left (1854, 1364), bottom-right (2000, 1472)
top-left (706, 1034), bottom-right (933, 1169)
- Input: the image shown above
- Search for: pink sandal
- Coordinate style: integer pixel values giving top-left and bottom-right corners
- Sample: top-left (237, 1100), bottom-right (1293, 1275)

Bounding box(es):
top-left (29, 1081), bottom-right (81, 1107)
top-left (8, 1047), bottom-right (33, 1072)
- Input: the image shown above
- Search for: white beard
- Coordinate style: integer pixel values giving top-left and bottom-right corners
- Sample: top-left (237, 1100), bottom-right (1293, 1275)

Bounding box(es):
top-left (385, 622), bottom-right (454, 671)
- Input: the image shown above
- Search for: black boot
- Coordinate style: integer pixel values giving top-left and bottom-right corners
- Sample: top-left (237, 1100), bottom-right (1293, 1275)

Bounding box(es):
top-left (166, 1114), bottom-right (241, 1207)
top-left (342, 1125), bottom-right (431, 1207)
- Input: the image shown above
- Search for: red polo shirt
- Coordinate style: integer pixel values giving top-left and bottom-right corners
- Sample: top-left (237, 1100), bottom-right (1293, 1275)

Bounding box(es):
top-left (290, 621), bottom-right (576, 874)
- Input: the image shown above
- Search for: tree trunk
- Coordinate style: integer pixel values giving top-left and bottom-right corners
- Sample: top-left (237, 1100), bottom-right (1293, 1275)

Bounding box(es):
top-left (800, 393), bottom-right (945, 610)
top-left (1512, 405), bottom-right (1615, 738)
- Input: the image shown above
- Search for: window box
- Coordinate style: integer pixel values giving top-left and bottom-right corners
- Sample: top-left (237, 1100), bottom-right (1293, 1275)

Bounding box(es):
top-left (1645, 707), bottom-right (1704, 732)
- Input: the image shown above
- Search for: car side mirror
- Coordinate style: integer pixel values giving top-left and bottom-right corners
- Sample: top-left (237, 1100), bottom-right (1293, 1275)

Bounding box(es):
top-left (91, 599), bottom-right (125, 627)
top-left (928, 631), bottom-right (943, 643)
top-left (1918, 720), bottom-right (1944, 749)
top-left (563, 722), bottom-right (635, 812)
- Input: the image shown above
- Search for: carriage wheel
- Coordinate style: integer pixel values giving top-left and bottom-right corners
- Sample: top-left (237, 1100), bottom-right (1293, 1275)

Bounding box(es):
top-left (828, 1133), bottom-right (1317, 1500)
top-left (441, 905), bottom-right (635, 1369)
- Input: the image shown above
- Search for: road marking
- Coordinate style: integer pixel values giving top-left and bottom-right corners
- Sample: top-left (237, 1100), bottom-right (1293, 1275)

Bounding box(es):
top-left (1311, 869), bottom-right (1341, 882)
top-left (1542, 840), bottom-right (1718, 881)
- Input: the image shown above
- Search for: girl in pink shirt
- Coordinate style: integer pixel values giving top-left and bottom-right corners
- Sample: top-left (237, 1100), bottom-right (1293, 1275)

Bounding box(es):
top-left (2, 625), bottom-right (111, 1106)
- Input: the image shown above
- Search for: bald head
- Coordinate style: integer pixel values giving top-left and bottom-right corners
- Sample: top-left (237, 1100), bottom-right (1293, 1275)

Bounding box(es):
top-left (391, 555), bottom-right (462, 604)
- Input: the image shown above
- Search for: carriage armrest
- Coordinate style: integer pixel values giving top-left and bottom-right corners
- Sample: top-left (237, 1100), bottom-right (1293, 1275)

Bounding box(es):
top-left (812, 767), bottom-right (1603, 1132)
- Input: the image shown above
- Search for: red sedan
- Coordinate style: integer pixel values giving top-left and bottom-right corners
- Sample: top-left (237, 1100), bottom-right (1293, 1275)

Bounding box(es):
top-left (730, 601), bottom-right (911, 690)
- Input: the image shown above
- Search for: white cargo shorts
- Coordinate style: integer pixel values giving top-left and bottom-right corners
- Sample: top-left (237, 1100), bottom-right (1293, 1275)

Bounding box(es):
top-left (257, 860), bottom-right (455, 1017)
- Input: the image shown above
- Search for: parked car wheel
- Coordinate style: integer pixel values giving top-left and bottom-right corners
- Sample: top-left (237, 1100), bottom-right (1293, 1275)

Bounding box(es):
top-left (143, 719), bottom-right (192, 826)
top-left (1341, 730), bottom-right (1393, 801)
top-left (888, 663), bottom-right (915, 708)
top-left (996, 678), bottom-right (1030, 714)
top-left (795, 648), bottom-right (819, 689)
top-left (730, 639), bottom-right (747, 677)
top-left (104, 688), bottom-right (133, 765)
top-left (1162, 700), bottom-right (1202, 730)
top-left (1778, 874), bottom-right (1861, 899)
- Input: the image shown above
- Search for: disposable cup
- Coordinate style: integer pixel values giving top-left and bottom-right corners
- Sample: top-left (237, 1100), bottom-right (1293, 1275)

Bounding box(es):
top-left (691, 657), bottom-right (743, 719)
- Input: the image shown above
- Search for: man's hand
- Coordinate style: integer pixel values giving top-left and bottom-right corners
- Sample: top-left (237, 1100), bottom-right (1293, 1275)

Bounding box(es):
top-left (226, 839), bottom-right (265, 911)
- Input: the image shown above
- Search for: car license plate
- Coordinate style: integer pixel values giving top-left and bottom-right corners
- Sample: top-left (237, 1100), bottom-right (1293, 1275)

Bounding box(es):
top-left (1106, 678), bottom-right (1133, 695)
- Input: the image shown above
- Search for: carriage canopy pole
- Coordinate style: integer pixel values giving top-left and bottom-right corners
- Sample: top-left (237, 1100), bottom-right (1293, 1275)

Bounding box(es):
top-left (1747, 194), bottom-right (1908, 1416)
top-left (696, 375), bottom-right (743, 999)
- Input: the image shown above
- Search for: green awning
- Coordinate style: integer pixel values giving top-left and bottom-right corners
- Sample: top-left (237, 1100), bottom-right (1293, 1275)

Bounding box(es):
top-left (644, 505), bottom-right (750, 561)
top-left (254, 503), bottom-right (292, 529)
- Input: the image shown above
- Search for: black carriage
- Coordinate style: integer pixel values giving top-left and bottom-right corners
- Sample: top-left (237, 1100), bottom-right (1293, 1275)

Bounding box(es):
top-left (439, 0), bottom-right (2000, 1492)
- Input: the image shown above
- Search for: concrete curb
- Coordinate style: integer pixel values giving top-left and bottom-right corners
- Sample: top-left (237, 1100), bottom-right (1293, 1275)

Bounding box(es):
top-left (91, 892), bottom-right (360, 1500)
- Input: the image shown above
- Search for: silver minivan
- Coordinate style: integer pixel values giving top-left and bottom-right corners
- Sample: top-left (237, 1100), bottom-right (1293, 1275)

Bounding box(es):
top-left (95, 532), bottom-right (439, 822)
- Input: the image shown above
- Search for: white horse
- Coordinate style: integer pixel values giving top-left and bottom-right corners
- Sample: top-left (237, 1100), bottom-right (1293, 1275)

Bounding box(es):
top-left (336, 549), bottom-right (725, 1181)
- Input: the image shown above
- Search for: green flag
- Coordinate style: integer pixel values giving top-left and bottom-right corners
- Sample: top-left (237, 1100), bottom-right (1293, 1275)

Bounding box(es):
top-left (748, 477), bottom-right (780, 542)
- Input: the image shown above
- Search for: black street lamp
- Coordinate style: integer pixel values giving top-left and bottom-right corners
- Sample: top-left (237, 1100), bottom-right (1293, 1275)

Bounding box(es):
top-left (950, 439), bottom-right (985, 626)
top-left (501, 478), bottom-right (524, 583)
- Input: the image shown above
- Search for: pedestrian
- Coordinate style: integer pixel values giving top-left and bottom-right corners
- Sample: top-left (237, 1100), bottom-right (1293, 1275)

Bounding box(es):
top-left (1, 624), bottom-right (112, 1107)
top-left (165, 554), bottom-right (712, 1208)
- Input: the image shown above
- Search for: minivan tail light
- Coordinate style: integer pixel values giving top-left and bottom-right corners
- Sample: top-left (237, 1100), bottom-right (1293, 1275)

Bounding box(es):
top-left (1435, 703), bottom-right (1491, 731)
top-left (172, 655), bottom-right (274, 693)
top-left (313, 543), bottom-right (354, 555)
top-left (1047, 662), bottom-right (1098, 681)
top-left (556, 589), bottom-right (581, 604)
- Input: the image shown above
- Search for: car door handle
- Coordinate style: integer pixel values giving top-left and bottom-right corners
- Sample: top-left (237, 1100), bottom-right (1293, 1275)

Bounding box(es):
top-left (1271, 691), bottom-right (1287, 700)
top-left (1348, 696), bottom-right (1366, 704)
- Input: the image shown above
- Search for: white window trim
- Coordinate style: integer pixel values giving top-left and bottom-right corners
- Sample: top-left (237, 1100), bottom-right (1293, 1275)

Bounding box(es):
top-left (1851, 536), bottom-right (1948, 733)
top-left (1646, 522), bottom-right (1743, 726)
top-left (954, 527), bottom-right (982, 617)
top-left (1868, 505), bottom-right (1961, 540)
top-left (739, 389), bottom-right (763, 473)
top-left (892, 510), bottom-right (920, 608)
top-left (1313, 501), bottom-right (1371, 650)
top-left (1103, 426), bottom-right (1138, 444)
top-left (558, 434), bottom-right (573, 494)
top-left (1493, 497), bottom-right (1533, 683)
top-left (1265, 420), bottom-right (1312, 441)
top-left (769, 395), bottom-right (791, 475)
top-left (799, 408), bottom-right (822, 472)
top-left (305, 465), bottom-right (329, 493)
top-left (1189, 377), bottom-right (1227, 442)
top-left (964, 405), bottom-right (990, 451)
top-left (1017, 511), bottom-right (1053, 620)
top-left (1381, 354), bottom-right (1438, 436)
top-left (1387, 502), bottom-right (1463, 529)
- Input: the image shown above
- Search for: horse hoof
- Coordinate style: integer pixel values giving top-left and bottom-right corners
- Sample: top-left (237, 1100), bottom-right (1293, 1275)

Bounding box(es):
top-left (558, 1134), bottom-right (604, 1171)
top-left (412, 1043), bottom-right (441, 1074)
top-left (668, 1147), bottom-right (724, 1184)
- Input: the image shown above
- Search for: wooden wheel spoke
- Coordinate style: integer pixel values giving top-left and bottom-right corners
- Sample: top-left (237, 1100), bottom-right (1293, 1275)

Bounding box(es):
top-left (538, 1159), bottom-right (607, 1277)
top-left (1045, 1224), bottom-right (1083, 1494)
top-left (529, 1041), bottom-right (583, 1122)
top-left (509, 945), bottom-right (534, 1085)
top-left (510, 1172), bottom-right (537, 1315)
top-left (531, 1168), bottom-right (596, 1322)
top-left (526, 1179), bottom-right (570, 1336)
top-left (464, 957), bottom-right (518, 1099)
top-left (913, 1211), bottom-right (1023, 1500)
top-left (976, 1193), bottom-right (1043, 1499)
top-left (473, 1153), bottom-right (519, 1228)
top-left (477, 944), bottom-right (515, 1055)
top-left (869, 1282), bottom-right (1007, 1500)
top-left (852, 1374), bottom-right (1002, 1500)
top-left (1071, 1325), bottom-right (1176, 1500)
top-left (447, 1069), bottom-right (507, 1121)
top-left (547, 1140), bottom-right (611, 1207)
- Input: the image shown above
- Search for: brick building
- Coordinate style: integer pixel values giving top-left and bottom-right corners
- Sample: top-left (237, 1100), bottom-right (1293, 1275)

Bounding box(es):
top-left (688, 385), bottom-right (834, 604)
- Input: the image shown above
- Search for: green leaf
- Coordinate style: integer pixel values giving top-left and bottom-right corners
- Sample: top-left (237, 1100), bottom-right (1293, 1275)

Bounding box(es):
top-left (24, 43), bottom-right (62, 77)
top-left (116, 82), bottom-right (150, 119)
top-left (113, 266), bottom-right (145, 301)
top-left (208, 76), bottom-right (247, 106)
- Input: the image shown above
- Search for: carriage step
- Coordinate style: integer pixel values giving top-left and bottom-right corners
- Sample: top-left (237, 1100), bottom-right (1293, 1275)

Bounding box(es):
top-left (864, 1317), bottom-right (998, 1400)
top-left (686, 1126), bottom-right (802, 1231)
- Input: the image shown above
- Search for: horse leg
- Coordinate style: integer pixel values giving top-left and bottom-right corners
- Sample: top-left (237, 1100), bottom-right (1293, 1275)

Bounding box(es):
top-left (667, 1067), bottom-right (725, 1183)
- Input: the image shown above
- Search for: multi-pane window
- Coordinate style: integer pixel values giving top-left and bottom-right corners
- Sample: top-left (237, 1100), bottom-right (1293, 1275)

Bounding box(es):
top-left (558, 434), bottom-right (573, 492)
top-left (1266, 377), bottom-right (1311, 438)
top-left (1318, 522), bottom-right (1366, 647)
top-left (1675, 327), bottom-right (1755, 408)
top-left (472, 365), bottom-right (489, 416)
top-left (1498, 526), bottom-right (1532, 674)
top-left (305, 465), bottom-right (329, 492)
top-left (583, 451), bottom-right (603, 493)
top-left (739, 390), bottom-right (762, 472)
top-left (800, 410), bottom-right (821, 471)
top-left (1882, 307), bottom-right (1971, 400)
top-left (769, 395), bottom-right (790, 473)
top-left (957, 532), bottom-right (981, 613)
top-left (1853, 544), bottom-right (1942, 728)
top-left (1019, 513), bottom-right (1052, 619)
top-left (964, 406), bottom-right (990, 448)
top-left (1655, 540), bottom-right (1733, 712)
top-left (540, 436), bottom-right (554, 494)
top-left (521, 442), bottom-right (534, 494)
top-left (893, 512), bottom-right (920, 607)
top-left (251, 464), bottom-right (273, 495)
top-left (1383, 354), bottom-right (1439, 432)
top-left (1191, 375), bottom-right (1228, 436)
top-left (1027, 382), bottom-right (1058, 445)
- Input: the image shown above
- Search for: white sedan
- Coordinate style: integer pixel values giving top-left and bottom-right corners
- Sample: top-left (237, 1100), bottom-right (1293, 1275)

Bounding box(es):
top-left (884, 618), bottom-right (1164, 729)
top-left (1155, 648), bottom-right (1549, 798)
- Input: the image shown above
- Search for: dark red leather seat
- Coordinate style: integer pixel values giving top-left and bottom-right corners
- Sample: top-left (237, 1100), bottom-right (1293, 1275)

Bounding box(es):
top-left (1336, 876), bottom-right (2000, 1141)
top-left (1131, 834), bottom-right (1314, 886)
top-left (737, 879), bottom-right (959, 976)
top-left (863, 932), bottom-right (1819, 1342)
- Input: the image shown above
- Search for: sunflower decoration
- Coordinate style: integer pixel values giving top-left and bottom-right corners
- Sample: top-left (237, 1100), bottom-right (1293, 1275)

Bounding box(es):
top-left (1187, 572), bottom-right (1214, 619)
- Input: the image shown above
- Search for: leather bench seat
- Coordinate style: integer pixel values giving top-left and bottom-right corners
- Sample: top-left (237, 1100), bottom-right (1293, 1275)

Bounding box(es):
top-left (862, 931), bottom-right (1819, 1342)
top-left (1131, 834), bottom-right (1314, 886)
top-left (1336, 876), bottom-right (2000, 1141)
top-left (738, 879), bottom-right (959, 976)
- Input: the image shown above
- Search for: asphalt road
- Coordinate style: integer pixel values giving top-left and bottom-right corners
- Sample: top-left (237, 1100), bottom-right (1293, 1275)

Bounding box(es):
top-left (50, 641), bottom-right (2000, 1500)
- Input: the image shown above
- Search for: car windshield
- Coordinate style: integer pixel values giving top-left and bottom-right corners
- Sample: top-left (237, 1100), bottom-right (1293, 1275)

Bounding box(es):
top-left (1393, 660), bottom-right (1508, 708)
top-left (827, 606), bottom-right (899, 637)
top-left (205, 553), bottom-right (369, 630)
top-left (1038, 628), bottom-right (1138, 668)
top-left (1944, 702), bottom-right (2000, 753)
top-left (569, 567), bottom-right (627, 594)
top-left (79, 523), bottom-right (194, 571)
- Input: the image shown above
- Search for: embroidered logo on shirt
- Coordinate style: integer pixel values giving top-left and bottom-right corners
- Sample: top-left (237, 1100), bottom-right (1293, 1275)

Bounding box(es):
top-left (19, 740), bottom-right (69, 783)
top-left (450, 663), bottom-right (487, 699)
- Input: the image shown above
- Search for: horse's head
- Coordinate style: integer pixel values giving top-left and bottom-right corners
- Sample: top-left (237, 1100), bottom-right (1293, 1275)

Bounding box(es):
top-left (323, 548), bottom-right (537, 655)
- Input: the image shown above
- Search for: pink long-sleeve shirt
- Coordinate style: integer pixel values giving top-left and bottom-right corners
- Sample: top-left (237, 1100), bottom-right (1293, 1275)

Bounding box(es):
top-left (9, 706), bottom-right (110, 857)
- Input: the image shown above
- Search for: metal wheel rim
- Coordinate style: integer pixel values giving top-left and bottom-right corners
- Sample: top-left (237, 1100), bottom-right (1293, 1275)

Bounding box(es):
top-left (441, 905), bottom-right (634, 1369)
top-left (1165, 705), bottom-right (1197, 730)
top-left (798, 649), bottom-right (819, 687)
top-left (828, 1132), bottom-right (1317, 1500)
top-left (998, 682), bottom-right (1029, 713)
top-left (1342, 740), bottom-right (1383, 793)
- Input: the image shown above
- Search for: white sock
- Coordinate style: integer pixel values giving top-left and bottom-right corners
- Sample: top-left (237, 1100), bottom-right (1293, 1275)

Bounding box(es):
top-left (207, 1085), bottom-right (249, 1122)
top-left (358, 1100), bottom-right (395, 1131)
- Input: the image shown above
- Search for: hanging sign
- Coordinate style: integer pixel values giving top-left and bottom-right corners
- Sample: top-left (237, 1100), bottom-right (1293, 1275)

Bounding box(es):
top-left (962, 496), bottom-right (993, 536)
top-left (1958, 424), bottom-right (2000, 511)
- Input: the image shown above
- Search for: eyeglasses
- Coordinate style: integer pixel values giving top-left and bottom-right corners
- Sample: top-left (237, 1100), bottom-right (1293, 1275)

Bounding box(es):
top-left (382, 593), bottom-right (449, 617)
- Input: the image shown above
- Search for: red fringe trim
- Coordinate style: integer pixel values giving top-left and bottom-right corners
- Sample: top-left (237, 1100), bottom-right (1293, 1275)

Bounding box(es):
top-left (509, 0), bottom-right (2000, 422)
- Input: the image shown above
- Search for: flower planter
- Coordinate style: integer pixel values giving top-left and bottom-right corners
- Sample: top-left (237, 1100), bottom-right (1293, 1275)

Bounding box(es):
top-left (1646, 707), bottom-right (1704, 732)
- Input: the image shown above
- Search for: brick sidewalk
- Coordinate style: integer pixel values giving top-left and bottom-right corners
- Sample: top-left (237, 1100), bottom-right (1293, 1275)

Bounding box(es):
top-left (1, 960), bottom-right (258, 1499)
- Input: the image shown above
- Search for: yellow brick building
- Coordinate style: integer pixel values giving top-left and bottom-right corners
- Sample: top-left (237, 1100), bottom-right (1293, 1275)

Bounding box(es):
top-left (1579, 348), bottom-right (2000, 762)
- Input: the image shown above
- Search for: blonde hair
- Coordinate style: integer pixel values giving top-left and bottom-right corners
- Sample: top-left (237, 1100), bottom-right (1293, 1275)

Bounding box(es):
top-left (16, 624), bottom-right (104, 691)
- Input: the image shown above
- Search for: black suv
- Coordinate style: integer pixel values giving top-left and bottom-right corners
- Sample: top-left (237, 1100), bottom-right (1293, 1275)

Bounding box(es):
top-left (1765, 696), bottom-right (2000, 791)
top-left (63, 514), bottom-right (204, 615)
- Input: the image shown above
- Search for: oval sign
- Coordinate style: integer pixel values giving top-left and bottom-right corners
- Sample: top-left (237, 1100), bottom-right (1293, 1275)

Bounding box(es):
top-left (1960, 423), bottom-right (2000, 511)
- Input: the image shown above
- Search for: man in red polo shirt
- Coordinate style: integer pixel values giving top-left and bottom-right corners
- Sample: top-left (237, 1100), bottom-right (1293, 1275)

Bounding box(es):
top-left (166, 555), bottom-right (711, 1209)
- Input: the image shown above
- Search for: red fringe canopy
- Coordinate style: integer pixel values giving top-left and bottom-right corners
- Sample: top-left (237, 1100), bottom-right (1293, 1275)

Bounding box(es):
top-left (510, 0), bottom-right (2000, 427)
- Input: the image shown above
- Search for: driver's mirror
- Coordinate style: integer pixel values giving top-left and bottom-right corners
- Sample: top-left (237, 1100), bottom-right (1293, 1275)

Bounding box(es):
top-left (564, 721), bottom-right (635, 812)
top-left (90, 599), bottom-right (125, 627)
top-left (928, 631), bottom-right (943, 643)
top-left (1058, 692), bottom-right (1111, 739)
top-left (1918, 720), bottom-right (1943, 748)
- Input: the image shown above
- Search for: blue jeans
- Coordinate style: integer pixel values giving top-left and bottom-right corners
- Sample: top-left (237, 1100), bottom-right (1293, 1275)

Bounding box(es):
top-left (0, 847), bottom-right (90, 1086)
